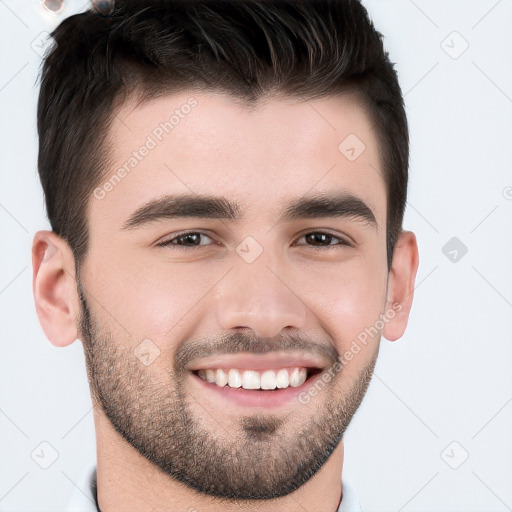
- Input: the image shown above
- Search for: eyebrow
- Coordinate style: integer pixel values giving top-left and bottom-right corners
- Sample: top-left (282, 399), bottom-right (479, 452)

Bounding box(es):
top-left (121, 192), bottom-right (378, 231)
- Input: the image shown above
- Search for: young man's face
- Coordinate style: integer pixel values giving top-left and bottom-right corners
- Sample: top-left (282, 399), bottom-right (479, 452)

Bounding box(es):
top-left (52, 91), bottom-right (417, 499)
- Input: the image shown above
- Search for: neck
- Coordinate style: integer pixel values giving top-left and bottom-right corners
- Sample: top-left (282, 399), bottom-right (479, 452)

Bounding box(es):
top-left (93, 408), bottom-right (345, 512)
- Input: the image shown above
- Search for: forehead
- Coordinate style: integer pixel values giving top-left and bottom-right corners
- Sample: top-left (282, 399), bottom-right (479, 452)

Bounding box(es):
top-left (91, 91), bottom-right (386, 231)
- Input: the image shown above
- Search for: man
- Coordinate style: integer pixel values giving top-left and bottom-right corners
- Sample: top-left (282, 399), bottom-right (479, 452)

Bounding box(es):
top-left (32, 0), bottom-right (419, 510)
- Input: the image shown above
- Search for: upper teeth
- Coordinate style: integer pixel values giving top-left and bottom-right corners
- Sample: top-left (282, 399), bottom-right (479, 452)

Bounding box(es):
top-left (197, 367), bottom-right (308, 390)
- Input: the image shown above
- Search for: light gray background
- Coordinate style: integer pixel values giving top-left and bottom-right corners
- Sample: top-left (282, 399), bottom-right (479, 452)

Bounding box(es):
top-left (1, 1), bottom-right (511, 510)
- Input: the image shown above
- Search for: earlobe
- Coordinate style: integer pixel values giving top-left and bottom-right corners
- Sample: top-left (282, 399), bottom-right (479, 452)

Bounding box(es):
top-left (382, 230), bottom-right (419, 342)
top-left (32, 230), bottom-right (79, 347)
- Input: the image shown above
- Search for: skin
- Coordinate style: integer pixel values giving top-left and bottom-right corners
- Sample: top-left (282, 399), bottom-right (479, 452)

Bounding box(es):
top-left (32, 91), bottom-right (419, 512)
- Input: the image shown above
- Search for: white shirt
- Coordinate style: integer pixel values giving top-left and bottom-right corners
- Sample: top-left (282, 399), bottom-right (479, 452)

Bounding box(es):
top-left (67, 465), bottom-right (362, 512)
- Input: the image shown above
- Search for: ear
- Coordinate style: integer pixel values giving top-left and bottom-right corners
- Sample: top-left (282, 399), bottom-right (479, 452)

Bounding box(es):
top-left (32, 230), bottom-right (80, 347)
top-left (382, 230), bottom-right (419, 342)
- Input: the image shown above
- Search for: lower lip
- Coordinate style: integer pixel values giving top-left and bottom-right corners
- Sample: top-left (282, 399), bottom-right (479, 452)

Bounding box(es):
top-left (190, 370), bottom-right (323, 409)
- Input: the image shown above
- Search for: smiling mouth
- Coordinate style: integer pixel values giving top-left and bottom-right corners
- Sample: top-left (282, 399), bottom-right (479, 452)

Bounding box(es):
top-left (191, 367), bottom-right (323, 391)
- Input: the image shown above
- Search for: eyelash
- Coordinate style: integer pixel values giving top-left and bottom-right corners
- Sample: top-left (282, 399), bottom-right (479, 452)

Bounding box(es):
top-left (156, 230), bottom-right (352, 251)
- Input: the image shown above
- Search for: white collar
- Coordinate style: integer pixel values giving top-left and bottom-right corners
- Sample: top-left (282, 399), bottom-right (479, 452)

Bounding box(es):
top-left (338, 477), bottom-right (363, 512)
top-left (66, 465), bottom-right (362, 511)
top-left (65, 465), bottom-right (98, 511)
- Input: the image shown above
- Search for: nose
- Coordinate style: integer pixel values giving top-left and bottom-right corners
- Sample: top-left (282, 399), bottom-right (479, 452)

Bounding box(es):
top-left (213, 247), bottom-right (308, 339)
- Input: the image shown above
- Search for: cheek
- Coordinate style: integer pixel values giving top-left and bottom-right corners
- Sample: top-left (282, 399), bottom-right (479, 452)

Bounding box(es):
top-left (311, 276), bottom-right (385, 339)
top-left (298, 254), bottom-right (387, 362)
top-left (85, 250), bottom-right (224, 345)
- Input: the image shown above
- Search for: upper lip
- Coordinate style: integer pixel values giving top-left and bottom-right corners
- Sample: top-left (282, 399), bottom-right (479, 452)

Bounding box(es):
top-left (186, 352), bottom-right (330, 372)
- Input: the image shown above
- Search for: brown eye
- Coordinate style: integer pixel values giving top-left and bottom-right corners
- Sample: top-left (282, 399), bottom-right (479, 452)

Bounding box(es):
top-left (157, 232), bottom-right (214, 249)
top-left (297, 232), bottom-right (351, 249)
